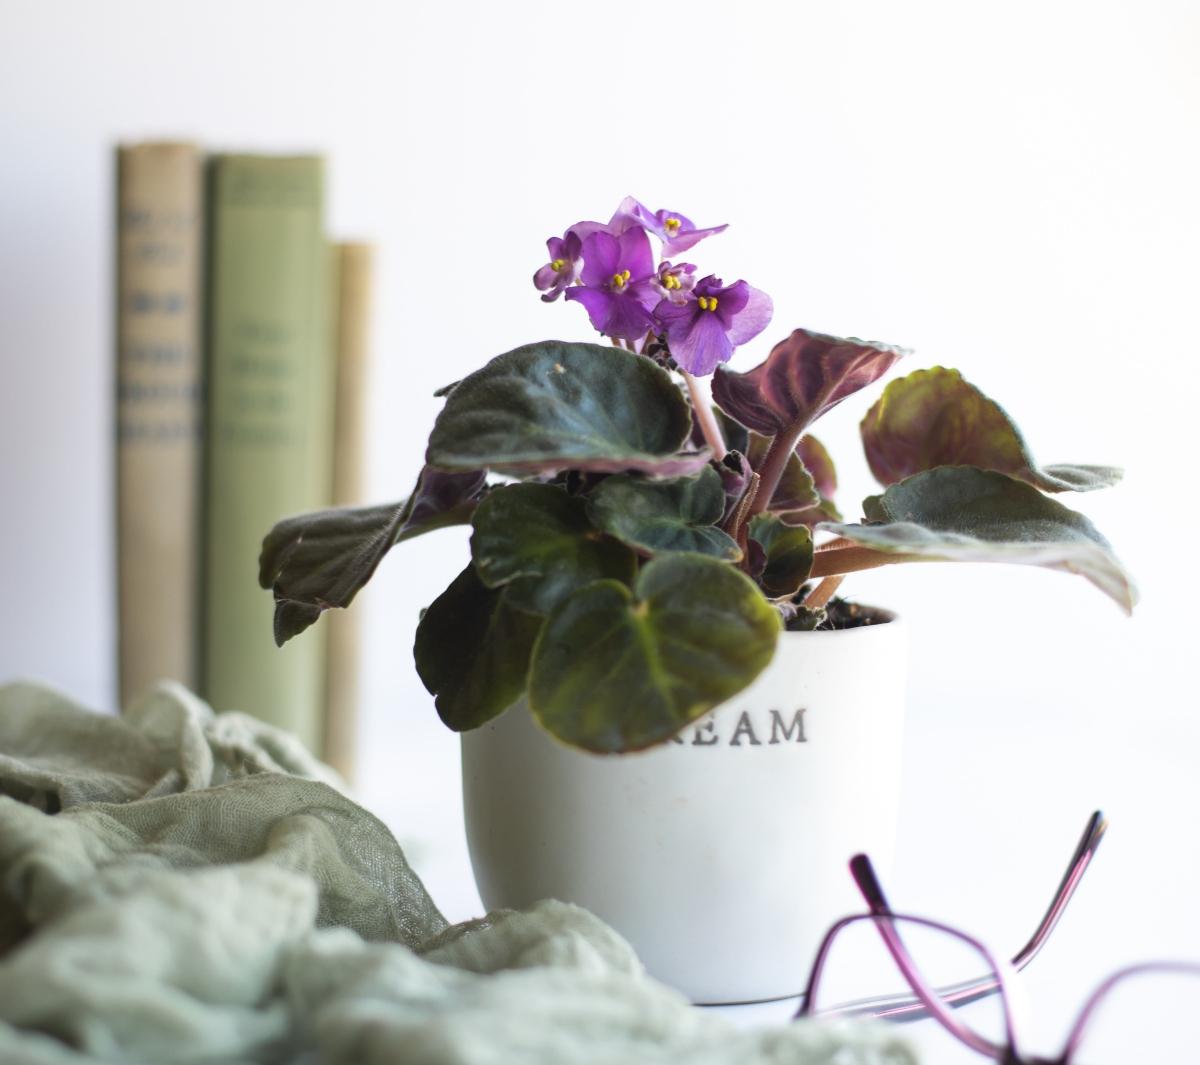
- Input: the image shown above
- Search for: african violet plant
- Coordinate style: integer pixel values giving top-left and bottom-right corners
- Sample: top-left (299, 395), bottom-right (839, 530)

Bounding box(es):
top-left (259, 197), bottom-right (1135, 754)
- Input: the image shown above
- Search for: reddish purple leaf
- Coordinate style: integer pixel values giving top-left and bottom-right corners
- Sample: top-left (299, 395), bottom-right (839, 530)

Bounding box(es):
top-left (712, 329), bottom-right (907, 438)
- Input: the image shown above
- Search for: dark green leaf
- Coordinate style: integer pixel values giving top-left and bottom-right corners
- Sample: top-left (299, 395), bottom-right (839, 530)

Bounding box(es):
top-left (821, 467), bottom-right (1137, 613)
top-left (713, 329), bottom-right (906, 437)
top-left (427, 340), bottom-right (707, 477)
top-left (470, 483), bottom-right (638, 615)
top-left (748, 515), bottom-right (814, 597)
top-left (586, 467), bottom-right (742, 561)
top-left (258, 466), bottom-right (485, 645)
top-left (414, 565), bottom-right (543, 731)
top-left (528, 554), bottom-right (780, 753)
top-left (861, 367), bottom-right (1122, 493)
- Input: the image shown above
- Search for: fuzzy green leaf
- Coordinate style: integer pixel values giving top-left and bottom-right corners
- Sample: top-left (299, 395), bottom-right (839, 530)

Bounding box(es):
top-left (822, 466), bottom-right (1137, 613)
top-left (586, 467), bottom-right (742, 561)
top-left (748, 515), bottom-right (814, 597)
top-left (259, 466), bottom-right (486, 645)
top-left (427, 340), bottom-right (708, 477)
top-left (414, 565), bottom-right (543, 731)
top-left (470, 483), bottom-right (638, 615)
top-left (528, 554), bottom-right (781, 753)
top-left (861, 367), bottom-right (1122, 492)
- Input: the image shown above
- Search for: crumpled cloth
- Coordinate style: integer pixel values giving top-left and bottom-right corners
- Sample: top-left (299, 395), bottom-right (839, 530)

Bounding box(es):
top-left (0, 681), bottom-right (917, 1065)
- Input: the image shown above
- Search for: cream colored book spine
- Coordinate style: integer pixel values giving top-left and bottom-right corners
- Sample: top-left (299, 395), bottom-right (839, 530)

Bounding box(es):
top-left (323, 243), bottom-right (374, 781)
top-left (115, 142), bottom-right (204, 706)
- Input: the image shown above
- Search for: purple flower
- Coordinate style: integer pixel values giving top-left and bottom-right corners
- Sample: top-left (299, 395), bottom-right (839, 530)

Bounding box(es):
top-left (652, 261), bottom-right (697, 305)
top-left (654, 275), bottom-right (773, 376)
top-left (533, 231), bottom-right (583, 302)
top-left (610, 196), bottom-right (728, 257)
top-left (564, 227), bottom-right (659, 340)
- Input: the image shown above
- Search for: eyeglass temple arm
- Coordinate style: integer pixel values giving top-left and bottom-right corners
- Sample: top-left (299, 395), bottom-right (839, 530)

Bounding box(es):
top-left (1010, 809), bottom-right (1106, 972)
top-left (851, 810), bottom-right (1106, 974)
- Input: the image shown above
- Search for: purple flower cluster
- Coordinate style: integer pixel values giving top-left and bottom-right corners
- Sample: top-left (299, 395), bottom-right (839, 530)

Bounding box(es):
top-left (533, 196), bottom-right (772, 376)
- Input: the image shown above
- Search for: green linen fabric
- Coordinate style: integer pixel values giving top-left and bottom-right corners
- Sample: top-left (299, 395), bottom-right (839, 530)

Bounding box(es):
top-left (0, 681), bottom-right (917, 1065)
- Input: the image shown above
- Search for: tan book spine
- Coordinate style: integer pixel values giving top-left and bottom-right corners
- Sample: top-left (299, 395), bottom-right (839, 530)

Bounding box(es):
top-left (324, 243), bottom-right (374, 781)
top-left (115, 142), bottom-right (204, 706)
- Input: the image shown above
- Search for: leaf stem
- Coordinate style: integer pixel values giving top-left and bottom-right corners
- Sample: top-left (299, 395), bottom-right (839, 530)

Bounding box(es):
top-left (809, 544), bottom-right (919, 578)
top-left (748, 428), bottom-right (802, 518)
top-left (803, 574), bottom-right (844, 611)
top-left (680, 368), bottom-right (726, 461)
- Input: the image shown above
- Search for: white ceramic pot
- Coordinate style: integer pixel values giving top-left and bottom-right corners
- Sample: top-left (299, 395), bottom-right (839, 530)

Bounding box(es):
top-left (461, 613), bottom-right (908, 1004)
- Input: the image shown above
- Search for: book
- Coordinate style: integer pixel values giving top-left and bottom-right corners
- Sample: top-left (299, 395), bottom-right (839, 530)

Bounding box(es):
top-left (324, 243), bottom-right (375, 781)
top-left (115, 142), bottom-right (205, 706)
top-left (202, 154), bottom-right (334, 753)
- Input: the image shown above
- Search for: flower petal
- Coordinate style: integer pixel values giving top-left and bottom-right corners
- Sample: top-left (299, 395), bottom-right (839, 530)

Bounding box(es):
top-left (609, 196), bottom-right (655, 233)
top-left (603, 292), bottom-right (656, 340)
top-left (672, 309), bottom-right (734, 376)
top-left (663, 222), bottom-right (728, 257)
top-left (565, 286), bottom-right (614, 334)
top-left (617, 226), bottom-right (655, 280)
top-left (533, 263), bottom-right (560, 291)
top-left (728, 285), bottom-right (773, 346)
top-left (578, 231), bottom-right (620, 286)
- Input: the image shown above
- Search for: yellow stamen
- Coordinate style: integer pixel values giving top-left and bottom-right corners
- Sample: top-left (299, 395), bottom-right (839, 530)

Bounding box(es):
top-left (698, 295), bottom-right (719, 311)
top-left (664, 217), bottom-right (682, 233)
top-left (611, 272), bottom-right (626, 289)
top-left (663, 274), bottom-right (681, 290)
top-left (622, 268), bottom-right (631, 281)
top-left (550, 258), bottom-right (565, 271)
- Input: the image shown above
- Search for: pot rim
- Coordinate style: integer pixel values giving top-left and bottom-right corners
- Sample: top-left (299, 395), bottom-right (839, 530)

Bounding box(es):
top-left (777, 605), bottom-right (902, 642)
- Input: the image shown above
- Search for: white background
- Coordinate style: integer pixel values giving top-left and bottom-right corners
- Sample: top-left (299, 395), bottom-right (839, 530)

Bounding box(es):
top-left (1, 1), bottom-right (1198, 1059)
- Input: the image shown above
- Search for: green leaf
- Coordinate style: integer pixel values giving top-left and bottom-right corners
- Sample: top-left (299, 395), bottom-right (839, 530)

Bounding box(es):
top-left (414, 565), bottom-right (543, 731)
top-left (821, 467), bottom-right (1137, 613)
top-left (861, 367), bottom-right (1122, 492)
top-left (470, 483), bottom-right (638, 615)
top-left (528, 554), bottom-right (781, 753)
top-left (748, 515), bottom-right (814, 597)
top-left (426, 340), bottom-right (708, 477)
top-left (258, 467), bottom-right (485, 645)
top-left (586, 467), bottom-right (742, 561)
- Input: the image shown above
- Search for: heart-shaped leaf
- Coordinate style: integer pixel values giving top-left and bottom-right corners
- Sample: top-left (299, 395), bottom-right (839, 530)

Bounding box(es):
top-left (470, 483), bottom-right (637, 615)
top-left (427, 340), bottom-right (709, 477)
top-left (414, 565), bottom-right (543, 731)
top-left (713, 329), bottom-right (907, 438)
top-left (748, 515), bottom-right (814, 597)
top-left (820, 467), bottom-right (1137, 613)
top-left (861, 367), bottom-right (1122, 493)
top-left (586, 467), bottom-right (742, 561)
top-left (528, 553), bottom-right (781, 753)
top-left (259, 466), bottom-right (486, 644)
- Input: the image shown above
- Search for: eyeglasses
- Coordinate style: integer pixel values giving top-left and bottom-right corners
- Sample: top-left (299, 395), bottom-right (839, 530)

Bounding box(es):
top-left (793, 812), bottom-right (1200, 1064)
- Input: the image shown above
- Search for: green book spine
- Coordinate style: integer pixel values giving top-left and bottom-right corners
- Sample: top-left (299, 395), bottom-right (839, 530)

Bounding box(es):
top-left (202, 155), bottom-right (334, 752)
